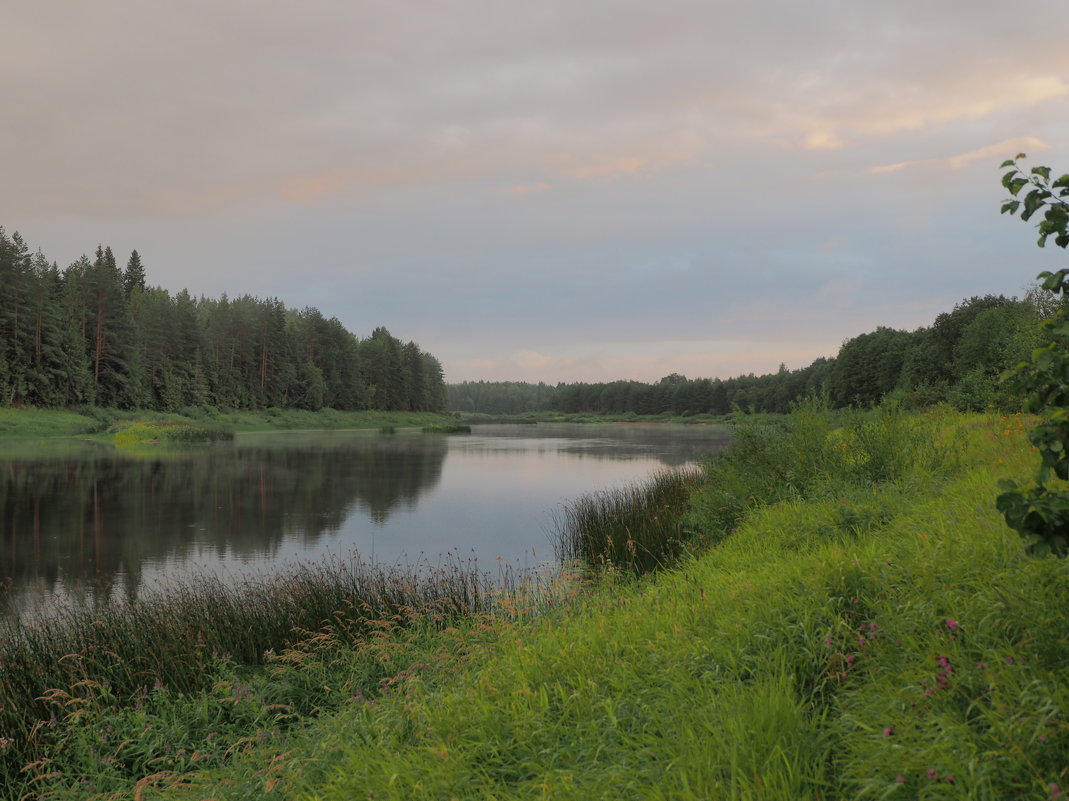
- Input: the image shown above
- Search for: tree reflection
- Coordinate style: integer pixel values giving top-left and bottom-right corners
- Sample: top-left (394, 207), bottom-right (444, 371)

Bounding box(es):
top-left (0, 434), bottom-right (447, 604)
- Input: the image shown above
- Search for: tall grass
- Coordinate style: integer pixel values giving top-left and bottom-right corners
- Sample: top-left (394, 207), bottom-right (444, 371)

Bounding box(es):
top-left (553, 398), bottom-right (957, 576)
top-left (688, 397), bottom-right (961, 542)
top-left (553, 468), bottom-right (705, 573)
top-left (0, 556), bottom-right (493, 788)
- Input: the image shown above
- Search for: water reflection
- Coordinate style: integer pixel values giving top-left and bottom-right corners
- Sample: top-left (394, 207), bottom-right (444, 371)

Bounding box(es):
top-left (0, 432), bottom-right (446, 602)
top-left (0, 424), bottom-right (729, 611)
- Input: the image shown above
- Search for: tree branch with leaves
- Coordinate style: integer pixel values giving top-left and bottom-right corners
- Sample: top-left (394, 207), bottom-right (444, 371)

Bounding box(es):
top-left (996, 153), bottom-right (1069, 555)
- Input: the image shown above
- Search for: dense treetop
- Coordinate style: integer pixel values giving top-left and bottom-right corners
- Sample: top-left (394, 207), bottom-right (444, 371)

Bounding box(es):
top-left (0, 227), bottom-right (446, 413)
top-left (449, 294), bottom-right (1049, 417)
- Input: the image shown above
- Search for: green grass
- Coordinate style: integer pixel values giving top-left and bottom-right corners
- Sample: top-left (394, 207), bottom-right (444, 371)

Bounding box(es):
top-left (0, 406), bottom-right (99, 437)
top-left (12, 405), bottom-right (1069, 800)
top-left (0, 406), bottom-right (462, 440)
top-left (217, 408), bottom-right (461, 432)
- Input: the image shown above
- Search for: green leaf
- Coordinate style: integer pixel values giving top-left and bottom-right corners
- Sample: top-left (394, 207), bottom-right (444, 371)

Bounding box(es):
top-left (1003, 170), bottom-right (1020, 190)
top-left (1032, 166), bottom-right (1052, 181)
top-left (1009, 177), bottom-right (1029, 197)
top-left (1022, 188), bottom-right (1052, 221)
top-left (1000, 159), bottom-right (1016, 168)
top-left (1001, 200), bottom-right (1021, 215)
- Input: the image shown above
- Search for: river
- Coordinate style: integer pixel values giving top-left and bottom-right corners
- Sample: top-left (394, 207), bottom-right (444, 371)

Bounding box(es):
top-left (0, 423), bottom-right (730, 613)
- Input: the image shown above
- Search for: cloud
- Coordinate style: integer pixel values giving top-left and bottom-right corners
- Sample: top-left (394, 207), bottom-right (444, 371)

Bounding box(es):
top-left (5, 0), bottom-right (1069, 389)
top-left (868, 136), bottom-right (1051, 175)
top-left (446, 338), bottom-right (845, 384)
top-left (509, 183), bottom-right (551, 196)
top-left (515, 350), bottom-right (555, 369)
top-left (793, 74), bottom-right (1067, 157)
top-left (566, 156), bottom-right (646, 180)
top-left (803, 131), bottom-right (847, 151)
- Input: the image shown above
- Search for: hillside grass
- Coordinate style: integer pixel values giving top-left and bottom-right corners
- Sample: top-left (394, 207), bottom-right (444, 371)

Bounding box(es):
top-left (14, 406), bottom-right (1069, 800)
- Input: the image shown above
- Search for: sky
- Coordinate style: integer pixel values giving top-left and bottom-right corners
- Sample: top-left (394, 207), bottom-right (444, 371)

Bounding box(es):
top-left (3, 1), bottom-right (1068, 385)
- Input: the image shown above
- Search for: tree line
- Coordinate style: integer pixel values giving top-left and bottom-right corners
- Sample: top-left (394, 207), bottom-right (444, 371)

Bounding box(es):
top-left (449, 292), bottom-right (1051, 416)
top-left (0, 227), bottom-right (446, 413)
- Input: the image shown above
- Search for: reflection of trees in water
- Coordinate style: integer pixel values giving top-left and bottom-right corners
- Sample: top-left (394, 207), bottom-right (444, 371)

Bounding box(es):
top-left (464, 424), bottom-right (732, 468)
top-left (0, 435), bottom-right (447, 603)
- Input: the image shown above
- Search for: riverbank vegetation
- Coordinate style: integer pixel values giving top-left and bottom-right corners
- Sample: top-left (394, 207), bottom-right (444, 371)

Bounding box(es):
top-left (0, 405), bottom-right (461, 440)
top-left (5, 403), bottom-right (1066, 799)
top-left (0, 230), bottom-right (446, 414)
top-left (0, 556), bottom-right (501, 791)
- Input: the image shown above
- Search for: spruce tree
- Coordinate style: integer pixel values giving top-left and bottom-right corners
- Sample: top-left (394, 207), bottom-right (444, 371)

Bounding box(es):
top-left (123, 250), bottom-right (146, 296)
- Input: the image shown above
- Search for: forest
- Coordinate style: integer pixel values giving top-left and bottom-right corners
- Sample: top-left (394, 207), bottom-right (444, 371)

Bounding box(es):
top-left (449, 290), bottom-right (1051, 417)
top-left (0, 227), bottom-right (446, 413)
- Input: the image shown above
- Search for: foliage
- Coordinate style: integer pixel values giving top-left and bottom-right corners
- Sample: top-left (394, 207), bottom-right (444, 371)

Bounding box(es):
top-left (995, 154), bottom-right (1069, 555)
top-left (0, 227), bottom-right (447, 415)
top-left (831, 327), bottom-right (912, 407)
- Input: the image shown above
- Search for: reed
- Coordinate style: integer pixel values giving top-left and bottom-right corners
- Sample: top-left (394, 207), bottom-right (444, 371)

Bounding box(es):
top-left (107, 420), bottom-right (234, 446)
top-left (421, 423), bottom-right (472, 434)
top-left (0, 555), bottom-right (493, 783)
top-left (553, 467), bottom-right (704, 574)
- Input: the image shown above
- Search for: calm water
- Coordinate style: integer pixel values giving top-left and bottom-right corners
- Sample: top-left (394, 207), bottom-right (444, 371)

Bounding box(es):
top-left (0, 423), bottom-right (730, 611)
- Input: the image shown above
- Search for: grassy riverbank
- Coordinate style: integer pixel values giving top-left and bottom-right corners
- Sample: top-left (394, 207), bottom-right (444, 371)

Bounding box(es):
top-left (0, 406), bottom-right (462, 440)
top-left (8, 405), bottom-right (1069, 799)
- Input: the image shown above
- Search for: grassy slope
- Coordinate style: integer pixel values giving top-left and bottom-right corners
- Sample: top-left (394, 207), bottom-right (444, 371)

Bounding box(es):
top-left (114, 411), bottom-right (1067, 801)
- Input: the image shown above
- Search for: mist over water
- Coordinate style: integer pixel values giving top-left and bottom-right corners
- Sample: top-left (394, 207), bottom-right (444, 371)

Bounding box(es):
top-left (0, 424), bottom-right (730, 614)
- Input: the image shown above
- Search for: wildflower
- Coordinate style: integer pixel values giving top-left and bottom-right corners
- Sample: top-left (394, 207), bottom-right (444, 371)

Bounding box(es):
top-left (928, 768), bottom-right (939, 780)
top-left (882, 727), bottom-right (893, 737)
top-left (945, 618), bottom-right (958, 630)
top-left (895, 775), bottom-right (906, 784)
top-left (976, 662), bottom-right (988, 670)
top-left (825, 635), bottom-right (834, 648)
